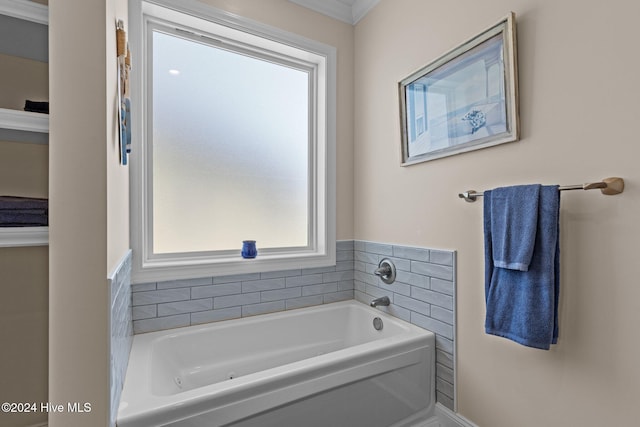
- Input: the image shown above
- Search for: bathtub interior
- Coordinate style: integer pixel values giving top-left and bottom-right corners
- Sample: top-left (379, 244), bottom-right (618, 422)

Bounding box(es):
top-left (118, 301), bottom-right (436, 427)
top-left (150, 302), bottom-right (412, 396)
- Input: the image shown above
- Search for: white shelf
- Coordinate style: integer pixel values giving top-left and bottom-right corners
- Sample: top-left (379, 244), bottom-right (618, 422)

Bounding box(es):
top-left (0, 226), bottom-right (48, 247)
top-left (0, 0), bottom-right (48, 25)
top-left (0, 108), bottom-right (48, 133)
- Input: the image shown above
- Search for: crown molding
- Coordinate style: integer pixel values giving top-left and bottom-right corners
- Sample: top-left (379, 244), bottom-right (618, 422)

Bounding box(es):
top-left (350, 0), bottom-right (380, 24)
top-left (288, 0), bottom-right (380, 25)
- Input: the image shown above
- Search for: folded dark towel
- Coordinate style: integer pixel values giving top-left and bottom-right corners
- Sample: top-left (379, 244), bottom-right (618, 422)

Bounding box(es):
top-left (0, 196), bottom-right (48, 226)
top-left (24, 100), bottom-right (49, 114)
top-left (0, 196), bottom-right (48, 210)
top-left (0, 211), bottom-right (48, 226)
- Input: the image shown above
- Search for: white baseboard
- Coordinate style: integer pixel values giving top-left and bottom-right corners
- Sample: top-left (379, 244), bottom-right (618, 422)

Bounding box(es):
top-left (435, 403), bottom-right (479, 427)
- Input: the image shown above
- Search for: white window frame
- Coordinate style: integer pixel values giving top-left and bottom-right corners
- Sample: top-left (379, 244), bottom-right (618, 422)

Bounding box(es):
top-left (129, 0), bottom-right (336, 283)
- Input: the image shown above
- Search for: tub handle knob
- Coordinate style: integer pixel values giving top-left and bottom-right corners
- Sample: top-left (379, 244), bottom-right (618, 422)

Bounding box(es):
top-left (374, 258), bottom-right (396, 284)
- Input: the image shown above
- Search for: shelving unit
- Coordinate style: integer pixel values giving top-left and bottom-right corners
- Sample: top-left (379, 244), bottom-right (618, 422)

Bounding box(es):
top-left (0, 226), bottom-right (48, 247)
top-left (0, 0), bottom-right (47, 25)
top-left (0, 0), bottom-right (49, 247)
top-left (0, 107), bottom-right (48, 133)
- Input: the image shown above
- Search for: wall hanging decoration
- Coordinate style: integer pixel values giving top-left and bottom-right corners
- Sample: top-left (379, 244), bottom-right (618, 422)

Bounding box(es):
top-left (399, 12), bottom-right (519, 165)
top-left (116, 19), bottom-right (132, 165)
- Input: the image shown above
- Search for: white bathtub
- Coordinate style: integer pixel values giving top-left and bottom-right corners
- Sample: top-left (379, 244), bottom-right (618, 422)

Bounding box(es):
top-left (117, 300), bottom-right (436, 427)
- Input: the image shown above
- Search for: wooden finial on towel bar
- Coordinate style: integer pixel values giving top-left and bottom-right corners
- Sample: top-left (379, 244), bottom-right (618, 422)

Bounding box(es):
top-left (600, 177), bottom-right (624, 195)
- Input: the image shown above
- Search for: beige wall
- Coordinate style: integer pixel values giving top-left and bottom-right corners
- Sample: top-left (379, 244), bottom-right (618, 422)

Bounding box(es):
top-left (49, 0), bottom-right (128, 426)
top-left (0, 141), bottom-right (48, 198)
top-left (354, 0), bottom-right (640, 425)
top-left (200, 0), bottom-right (355, 240)
top-left (106, 0), bottom-right (130, 272)
top-left (0, 247), bottom-right (48, 427)
top-left (0, 53), bottom-right (48, 111)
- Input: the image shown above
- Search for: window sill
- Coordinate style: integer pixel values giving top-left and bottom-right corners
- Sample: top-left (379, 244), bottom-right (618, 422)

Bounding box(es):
top-left (131, 249), bottom-right (336, 284)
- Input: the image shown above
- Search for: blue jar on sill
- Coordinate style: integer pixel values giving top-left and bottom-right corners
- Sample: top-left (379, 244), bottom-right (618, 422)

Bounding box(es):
top-left (241, 240), bottom-right (257, 259)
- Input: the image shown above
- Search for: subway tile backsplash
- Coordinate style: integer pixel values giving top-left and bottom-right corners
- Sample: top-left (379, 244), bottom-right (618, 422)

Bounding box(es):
top-left (131, 240), bottom-right (356, 334)
top-left (130, 239), bottom-right (456, 410)
top-left (109, 250), bottom-right (133, 427)
top-left (353, 240), bottom-right (456, 411)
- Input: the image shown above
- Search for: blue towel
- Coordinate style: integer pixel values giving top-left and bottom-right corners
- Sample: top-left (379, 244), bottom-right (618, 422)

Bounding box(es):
top-left (484, 185), bottom-right (560, 350)
top-left (490, 185), bottom-right (540, 271)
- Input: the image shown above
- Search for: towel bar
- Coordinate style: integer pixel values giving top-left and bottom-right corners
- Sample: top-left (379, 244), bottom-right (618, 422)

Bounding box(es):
top-left (458, 177), bottom-right (624, 203)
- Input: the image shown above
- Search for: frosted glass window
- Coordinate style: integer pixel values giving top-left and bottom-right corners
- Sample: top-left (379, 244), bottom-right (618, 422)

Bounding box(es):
top-left (151, 31), bottom-right (310, 254)
top-left (130, 0), bottom-right (336, 281)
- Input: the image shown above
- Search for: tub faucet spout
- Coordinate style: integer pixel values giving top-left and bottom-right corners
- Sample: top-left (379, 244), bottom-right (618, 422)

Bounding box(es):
top-left (370, 296), bottom-right (390, 307)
